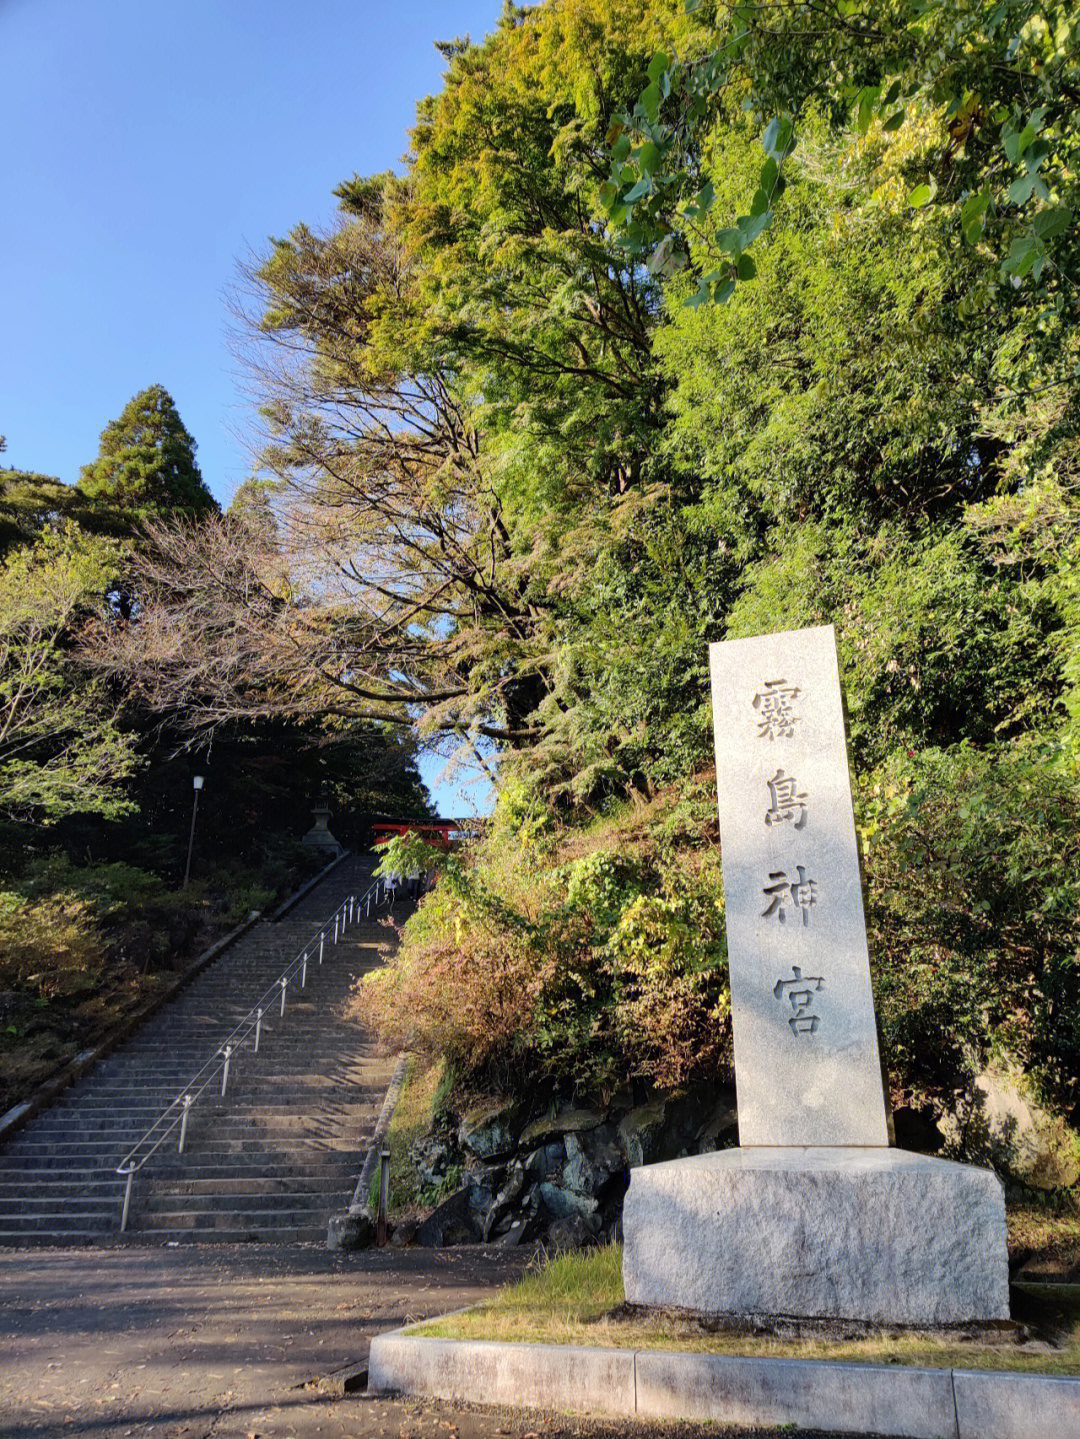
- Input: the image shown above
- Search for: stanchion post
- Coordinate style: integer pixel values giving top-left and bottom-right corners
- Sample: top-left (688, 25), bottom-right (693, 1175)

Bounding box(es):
top-left (120, 1168), bottom-right (134, 1232)
top-left (377, 1148), bottom-right (391, 1247)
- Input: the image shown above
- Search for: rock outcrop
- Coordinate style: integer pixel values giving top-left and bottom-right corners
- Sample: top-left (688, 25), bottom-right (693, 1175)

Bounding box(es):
top-left (410, 1084), bottom-right (739, 1250)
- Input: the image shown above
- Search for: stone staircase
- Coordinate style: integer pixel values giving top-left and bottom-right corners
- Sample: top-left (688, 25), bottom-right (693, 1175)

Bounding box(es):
top-left (0, 854), bottom-right (399, 1246)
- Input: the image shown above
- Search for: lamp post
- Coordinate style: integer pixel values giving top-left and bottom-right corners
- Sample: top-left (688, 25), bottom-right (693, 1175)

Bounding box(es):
top-left (182, 775), bottom-right (205, 890)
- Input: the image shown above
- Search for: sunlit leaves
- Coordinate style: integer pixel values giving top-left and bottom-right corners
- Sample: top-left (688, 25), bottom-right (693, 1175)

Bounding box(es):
top-left (603, 0), bottom-right (1078, 306)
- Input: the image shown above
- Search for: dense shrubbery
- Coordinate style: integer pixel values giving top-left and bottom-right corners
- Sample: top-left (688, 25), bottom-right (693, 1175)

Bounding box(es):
top-left (862, 744), bottom-right (1080, 1114)
top-left (0, 843), bottom-right (315, 1113)
top-left (73, 0), bottom-right (1078, 1182)
top-left (361, 781), bottom-right (730, 1100)
top-left (343, 0), bottom-right (1080, 1176)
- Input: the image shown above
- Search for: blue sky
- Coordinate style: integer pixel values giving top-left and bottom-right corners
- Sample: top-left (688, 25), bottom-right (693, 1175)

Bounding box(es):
top-left (0, 0), bottom-right (505, 816)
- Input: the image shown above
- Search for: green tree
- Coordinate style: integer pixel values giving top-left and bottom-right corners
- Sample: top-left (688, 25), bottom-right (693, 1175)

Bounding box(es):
top-left (117, 3), bottom-right (678, 770)
top-left (78, 385), bottom-right (218, 519)
top-left (606, 1), bottom-right (1078, 313)
top-left (0, 525), bottom-right (140, 820)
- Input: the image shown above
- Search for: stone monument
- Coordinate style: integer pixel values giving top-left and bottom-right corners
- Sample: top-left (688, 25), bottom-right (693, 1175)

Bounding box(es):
top-left (622, 624), bottom-right (1010, 1325)
top-left (302, 787), bottom-right (343, 859)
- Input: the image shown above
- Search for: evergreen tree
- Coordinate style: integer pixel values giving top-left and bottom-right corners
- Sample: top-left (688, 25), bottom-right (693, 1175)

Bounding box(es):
top-left (79, 385), bottom-right (218, 518)
top-left (227, 477), bottom-right (279, 548)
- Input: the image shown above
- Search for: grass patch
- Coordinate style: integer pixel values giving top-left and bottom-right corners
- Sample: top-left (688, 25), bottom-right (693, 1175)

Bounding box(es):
top-left (375, 1055), bottom-right (448, 1217)
top-left (1009, 1196), bottom-right (1080, 1275)
top-left (412, 1244), bottom-right (1080, 1375)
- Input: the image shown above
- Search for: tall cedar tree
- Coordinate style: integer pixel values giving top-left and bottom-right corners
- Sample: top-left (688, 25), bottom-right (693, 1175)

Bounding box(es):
top-left (79, 386), bottom-right (218, 518)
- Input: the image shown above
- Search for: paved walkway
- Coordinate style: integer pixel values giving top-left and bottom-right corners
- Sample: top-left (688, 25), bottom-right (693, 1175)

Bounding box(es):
top-left (0, 1243), bottom-right (534, 1438)
top-left (0, 1244), bottom-right (882, 1439)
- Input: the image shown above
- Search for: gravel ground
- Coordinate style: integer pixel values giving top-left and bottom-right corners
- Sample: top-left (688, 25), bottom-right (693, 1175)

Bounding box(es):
top-left (0, 1243), bottom-right (879, 1439)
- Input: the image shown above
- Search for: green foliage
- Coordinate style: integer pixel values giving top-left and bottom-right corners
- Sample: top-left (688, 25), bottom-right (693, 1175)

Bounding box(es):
top-left (861, 743), bottom-right (1080, 1109)
top-left (0, 470), bottom-right (110, 556)
top-left (78, 385), bottom-right (218, 518)
top-left (360, 778), bottom-right (730, 1098)
top-left (725, 522), bottom-right (1059, 763)
top-left (338, 0), bottom-right (1080, 1149)
top-left (606, 0), bottom-right (1079, 314)
top-left (0, 525), bottom-right (140, 821)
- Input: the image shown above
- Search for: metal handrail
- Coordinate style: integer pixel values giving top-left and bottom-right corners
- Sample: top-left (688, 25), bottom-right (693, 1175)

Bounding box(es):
top-left (115, 874), bottom-right (392, 1230)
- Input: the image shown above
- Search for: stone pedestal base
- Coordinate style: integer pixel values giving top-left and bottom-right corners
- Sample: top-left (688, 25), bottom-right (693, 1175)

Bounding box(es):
top-left (622, 1147), bottom-right (1009, 1325)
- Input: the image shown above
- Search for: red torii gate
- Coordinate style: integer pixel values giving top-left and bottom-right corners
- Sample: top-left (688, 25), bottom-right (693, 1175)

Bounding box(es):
top-left (369, 819), bottom-right (466, 852)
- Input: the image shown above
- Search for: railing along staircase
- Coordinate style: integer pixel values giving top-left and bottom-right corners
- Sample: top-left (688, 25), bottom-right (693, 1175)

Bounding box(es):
top-left (115, 875), bottom-right (392, 1230)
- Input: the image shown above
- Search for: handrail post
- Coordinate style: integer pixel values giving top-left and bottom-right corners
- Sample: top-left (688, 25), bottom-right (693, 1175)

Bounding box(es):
top-left (365, 891), bottom-right (371, 918)
top-left (112, 891), bottom-right (354, 1207)
top-left (120, 1167), bottom-right (134, 1233)
top-left (377, 1147), bottom-right (391, 1247)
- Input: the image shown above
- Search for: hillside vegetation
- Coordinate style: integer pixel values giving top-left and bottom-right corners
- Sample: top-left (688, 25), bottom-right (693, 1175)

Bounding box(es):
top-left (352, 0), bottom-right (1080, 1190)
top-left (0, 389), bottom-right (431, 1113)
top-left (104, 1), bottom-right (1080, 1195)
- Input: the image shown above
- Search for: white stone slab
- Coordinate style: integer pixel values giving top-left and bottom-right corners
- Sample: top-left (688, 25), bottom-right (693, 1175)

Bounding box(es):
top-left (953, 1369), bottom-right (1080, 1439)
top-left (368, 1332), bottom-right (636, 1416)
top-left (623, 1147), bottom-right (1010, 1324)
top-left (709, 625), bottom-right (889, 1146)
top-left (635, 1351), bottom-right (957, 1439)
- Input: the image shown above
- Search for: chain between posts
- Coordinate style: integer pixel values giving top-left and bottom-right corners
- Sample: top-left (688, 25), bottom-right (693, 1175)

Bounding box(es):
top-left (115, 873), bottom-right (391, 1230)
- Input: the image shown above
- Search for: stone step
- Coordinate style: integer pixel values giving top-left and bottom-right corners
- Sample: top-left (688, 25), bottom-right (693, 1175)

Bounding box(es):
top-left (3, 1125), bottom-right (373, 1145)
top-left (134, 1190), bottom-right (353, 1217)
top-left (18, 1109), bottom-right (375, 1129)
top-left (21, 1098), bottom-right (374, 1121)
top-left (8, 1187), bottom-right (353, 1218)
top-left (2, 1154), bottom-right (364, 1179)
top-left (0, 856), bottom-right (388, 1247)
top-left (0, 1160), bottom-right (360, 1187)
top-left (0, 1205), bottom-right (338, 1234)
top-left (6, 1122), bottom-right (373, 1143)
top-left (0, 1146), bottom-right (367, 1168)
top-left (0, 1225), bottom-right (328, 1246)
top-left (131, 1206), bottom-right (340, 1230)
top-left (0, 1176), bottom-right (354, 1201)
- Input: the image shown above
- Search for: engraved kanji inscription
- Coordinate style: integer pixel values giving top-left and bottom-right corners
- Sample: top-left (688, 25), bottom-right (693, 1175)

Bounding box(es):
top-left (773, 964), bottom-right (824, 1035)
top-left (761, 865), bottom-right (818, 926)
top-left (765, 768), bottom-right (808, 829)
top-left (753, 678), bottom-right (801, 741)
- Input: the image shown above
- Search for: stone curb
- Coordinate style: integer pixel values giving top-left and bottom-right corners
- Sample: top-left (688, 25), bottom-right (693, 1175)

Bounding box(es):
top-left (0, 909), bottom-right (263, 1149)
top-left (370, 1332), bottom-right (636, 1417)
top-left (349, 1051), bottom-right (410, 1216)
top-left (367, 1327), bottom-right (1080, 1439)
